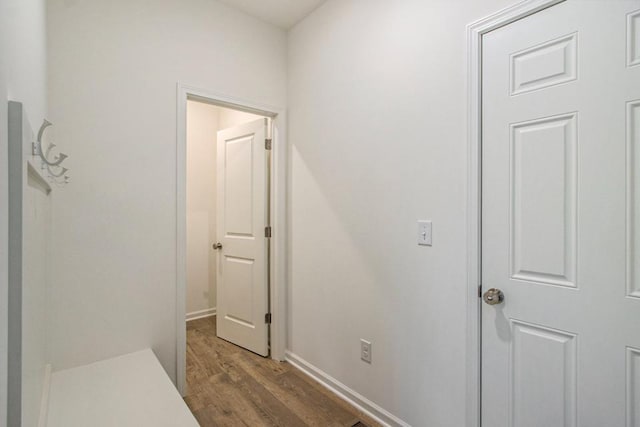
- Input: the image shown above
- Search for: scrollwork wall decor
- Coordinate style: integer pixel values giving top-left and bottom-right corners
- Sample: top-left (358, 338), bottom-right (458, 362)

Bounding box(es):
top-left (32, 119), bottom-right (70, 184)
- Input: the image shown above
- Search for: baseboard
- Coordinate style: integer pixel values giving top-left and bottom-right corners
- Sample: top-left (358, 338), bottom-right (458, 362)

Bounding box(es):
top-left (186, 307), bottom-right (216, 321)
top-left (38, 363), bottom-right (52, 427)
top-left (284, 351), bottom-right (410, 427)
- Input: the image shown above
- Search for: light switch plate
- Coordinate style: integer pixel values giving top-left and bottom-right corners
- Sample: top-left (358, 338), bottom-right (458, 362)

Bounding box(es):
top-left (418, 220), bottom-right (432, 246)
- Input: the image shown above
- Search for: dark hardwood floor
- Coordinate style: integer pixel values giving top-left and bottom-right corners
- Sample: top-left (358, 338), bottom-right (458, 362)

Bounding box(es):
top-left (184, 316), bottom-right (381, 427)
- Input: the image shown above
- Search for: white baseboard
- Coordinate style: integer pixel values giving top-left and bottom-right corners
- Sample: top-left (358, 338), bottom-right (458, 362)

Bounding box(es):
top-left (38, 363), bottom-right (52, 427)
top-left (186, 307), bottom-right (216, 321)
top-left (284, 351), bottom-right (410, 427)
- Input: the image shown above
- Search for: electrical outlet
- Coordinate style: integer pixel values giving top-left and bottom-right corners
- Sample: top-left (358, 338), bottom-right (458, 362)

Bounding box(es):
top-left (360, 339), bottom-right (372, 364)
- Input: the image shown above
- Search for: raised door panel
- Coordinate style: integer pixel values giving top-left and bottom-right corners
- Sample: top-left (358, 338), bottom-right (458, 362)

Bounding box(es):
top-left (224, 135), bottom-right (254, 237)
top-left (222, 256), bottom-right (255, 327)
top-left (628, 347), bottom-right (640, 427)
top-left (629, 10), bottom-right (640, 68)
top-left (511, 113), bottom-right (577, 288)
top-left (510, 321), bottom-right (577, 427)
top-left (511, 33), bottom-right (577, 95)
top-left (628, 100), bottom-right (640, 298)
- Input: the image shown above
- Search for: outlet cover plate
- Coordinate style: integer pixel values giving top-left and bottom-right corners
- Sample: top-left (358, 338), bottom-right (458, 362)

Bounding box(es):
top-left (360, 339), bottom-right (372, 363)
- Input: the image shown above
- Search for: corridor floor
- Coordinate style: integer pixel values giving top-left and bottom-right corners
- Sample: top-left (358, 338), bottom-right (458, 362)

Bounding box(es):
top-left (184, 316), bottom-right (381, 427)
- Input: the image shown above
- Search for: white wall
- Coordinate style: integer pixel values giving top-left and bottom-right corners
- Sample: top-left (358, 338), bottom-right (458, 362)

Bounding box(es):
top-left (47, 0), bottom-right (287, 380)
top-left (287, 0), bottom-right (514, 425)
top-left (0, 0), bottom-right (48, 423)
top-left (186, 100), bottom-right (218, 317)
top-left (217, 108), bottom-right (262, 130)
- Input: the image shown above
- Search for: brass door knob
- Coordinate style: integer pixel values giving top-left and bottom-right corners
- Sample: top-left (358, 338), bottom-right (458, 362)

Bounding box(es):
top-left (483, 288), bottom-right (504, 305)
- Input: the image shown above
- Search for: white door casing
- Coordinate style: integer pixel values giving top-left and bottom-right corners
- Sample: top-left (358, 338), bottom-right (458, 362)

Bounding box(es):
top-left (215, 118), bottom-right (270, 356)
top-left (176, 84), bottom-right (286, 396)
top-left (482, 1), bottom-right (640, 426)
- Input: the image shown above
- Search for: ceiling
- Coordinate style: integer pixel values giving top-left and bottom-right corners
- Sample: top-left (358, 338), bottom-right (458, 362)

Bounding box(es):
top-left (216, 0), bottom-right (327, 29)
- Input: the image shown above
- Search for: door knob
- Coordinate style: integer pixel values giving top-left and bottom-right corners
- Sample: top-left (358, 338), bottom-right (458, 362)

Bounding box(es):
top-left (212, 243), bottom-right (223, 250)
top-left (483, 288), bottom-right (504, 305)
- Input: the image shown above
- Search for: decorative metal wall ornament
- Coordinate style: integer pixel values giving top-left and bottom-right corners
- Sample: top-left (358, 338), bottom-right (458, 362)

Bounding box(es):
top-left (32, 119), bottom-right (70, 184)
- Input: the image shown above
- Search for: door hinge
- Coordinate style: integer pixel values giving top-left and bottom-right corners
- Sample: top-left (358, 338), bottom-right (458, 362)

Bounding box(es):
top-left (265, 313), bottom-right (272, 324)
top-left (265, 138), bottom-right (272, 150)
top-left (265, 226), bottom-right (272, 238)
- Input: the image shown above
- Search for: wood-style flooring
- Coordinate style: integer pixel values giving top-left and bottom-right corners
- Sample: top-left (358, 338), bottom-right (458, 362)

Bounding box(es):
top-left (184, 316), bottom-right (381, 427)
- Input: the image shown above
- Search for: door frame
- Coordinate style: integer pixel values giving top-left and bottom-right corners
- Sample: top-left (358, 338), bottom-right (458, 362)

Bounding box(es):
top-left (175, 83), bottom-right (287, 395)
top-left (465, 1), bottom-right (565, 426)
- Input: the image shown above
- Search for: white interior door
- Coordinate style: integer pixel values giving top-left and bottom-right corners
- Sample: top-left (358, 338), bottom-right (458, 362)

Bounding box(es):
top-left (482, 1), bottom-right (640, 426)
top-left (215, 118), bottom-right (269, 356)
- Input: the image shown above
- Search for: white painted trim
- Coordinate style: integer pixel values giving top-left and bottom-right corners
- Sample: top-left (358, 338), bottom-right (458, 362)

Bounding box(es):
top-left (176, 83), bottom-right (288, 396)
top-left (465, 1), bottom-right (565, 426)
top-left (284, 351), bottom-right (410, 427)
top-left (185, 307), bottom-right (217, 321)
top-left (37, 364), bottom-right (52, 427)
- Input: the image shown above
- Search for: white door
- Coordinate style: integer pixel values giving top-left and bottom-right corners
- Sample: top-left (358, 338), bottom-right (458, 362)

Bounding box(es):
top-left (215, 118), bottom-right (270, 356)
top-left (482, 1), bottom-right (640, 426)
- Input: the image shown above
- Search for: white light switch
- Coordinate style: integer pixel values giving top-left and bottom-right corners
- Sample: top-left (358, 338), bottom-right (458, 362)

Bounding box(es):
top-left (418, 220), bottom-right (432, 246)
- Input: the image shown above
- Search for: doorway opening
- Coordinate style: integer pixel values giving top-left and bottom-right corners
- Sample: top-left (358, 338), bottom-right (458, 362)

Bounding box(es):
top-left (186, 98), bottom-right (269, 343)
top-left (176, 84), bottom-right (287, 397)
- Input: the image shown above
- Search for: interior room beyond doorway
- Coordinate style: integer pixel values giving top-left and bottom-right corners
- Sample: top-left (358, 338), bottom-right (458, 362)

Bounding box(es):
top-left (185, 100), bottom-right (263, 324)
